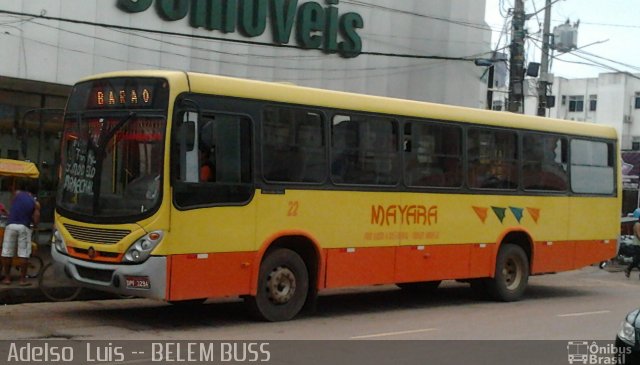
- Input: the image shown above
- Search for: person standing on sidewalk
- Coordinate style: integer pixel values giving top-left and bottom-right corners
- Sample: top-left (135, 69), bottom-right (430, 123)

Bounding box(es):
top-left (625, 219), bottom-right (640, 278)
top-left (1, 180), bottom-right (40, 286)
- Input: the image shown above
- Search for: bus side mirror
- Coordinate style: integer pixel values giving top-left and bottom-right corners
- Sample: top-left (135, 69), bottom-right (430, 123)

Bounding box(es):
top-left (178, 112), bottom-right (199, 183)
top-left (181, 120), bottom-right (196, 152)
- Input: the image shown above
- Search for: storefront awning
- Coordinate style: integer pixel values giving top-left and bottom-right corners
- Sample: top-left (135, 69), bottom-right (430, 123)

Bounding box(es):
top-left (0, 159), bottom-right (40, 178)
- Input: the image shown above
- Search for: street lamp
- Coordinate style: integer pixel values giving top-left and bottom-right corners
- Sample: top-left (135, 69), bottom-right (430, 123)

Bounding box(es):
top-left (475, 58), bottom-right (496, 110)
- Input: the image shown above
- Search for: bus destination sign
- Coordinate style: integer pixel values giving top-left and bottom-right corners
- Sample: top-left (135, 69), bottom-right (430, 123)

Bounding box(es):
top-left (91, 85), bottom-right (153, 109)
top-left (66, 77), bottom-right (170, 112)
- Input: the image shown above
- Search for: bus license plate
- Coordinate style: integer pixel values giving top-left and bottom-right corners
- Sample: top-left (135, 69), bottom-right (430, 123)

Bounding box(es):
top-left (125, 276), bottom-right (150, 289)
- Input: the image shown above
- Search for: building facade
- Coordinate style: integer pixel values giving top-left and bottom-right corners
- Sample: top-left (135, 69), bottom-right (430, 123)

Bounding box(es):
top-left (506, 72), bottom-right (640, 151)
top-left (0, 0), bottom-right (492, 167)
top-left (547, 73), bottom-right (640, 151)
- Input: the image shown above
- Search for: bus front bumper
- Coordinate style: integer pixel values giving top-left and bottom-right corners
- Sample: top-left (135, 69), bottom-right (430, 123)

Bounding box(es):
top-left (50, 245), bottom-right (167, 300)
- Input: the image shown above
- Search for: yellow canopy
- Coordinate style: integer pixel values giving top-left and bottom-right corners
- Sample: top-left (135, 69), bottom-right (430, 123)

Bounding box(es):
top-left (0, 159), bottom-right (40, 179)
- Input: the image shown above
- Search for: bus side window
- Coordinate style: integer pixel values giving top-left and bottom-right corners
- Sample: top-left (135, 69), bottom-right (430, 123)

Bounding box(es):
top-left (173, 110), bottom-right (253, 208)
top-left (263, 107), bottom-right (326, 184)
top-left (404, 121), bottom-right (462, 188)
top-left (467, 128), bottom-right (518, 190)
top-left (523, 133), bottom-right (568, 191)
top-left (199, 118), bottom-right (216, 182)
top-left (331, 114), bottom-right (399, 185)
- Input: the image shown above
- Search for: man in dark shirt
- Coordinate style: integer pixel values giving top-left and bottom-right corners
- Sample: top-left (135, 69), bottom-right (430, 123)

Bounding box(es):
top-left (1, 180), bottom-right (40, 286)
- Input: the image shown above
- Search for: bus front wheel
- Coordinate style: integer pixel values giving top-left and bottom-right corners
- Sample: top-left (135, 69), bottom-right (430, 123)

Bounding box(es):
top-left (246, 248), bottom-right (309, 322)
top-left (486, 243), bottom-right (529, 302)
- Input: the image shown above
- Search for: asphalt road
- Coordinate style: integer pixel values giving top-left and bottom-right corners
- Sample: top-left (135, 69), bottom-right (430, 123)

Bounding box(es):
top-left (1, 265), bottom-right (638, 342)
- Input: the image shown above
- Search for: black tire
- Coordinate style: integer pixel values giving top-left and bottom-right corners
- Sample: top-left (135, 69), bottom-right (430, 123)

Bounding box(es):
top-left (615, 338), bottom-right (640, 363)
top-left (397, 280), bottom-right (441, 293)
top-left (485, 244), bottom-right (529, 302)
top-left (38, 262), bottom-right (82, 302)
top-left (245, 248), bottom-right (309, 322)
top-left (26, 256), bottom-right (44, 279)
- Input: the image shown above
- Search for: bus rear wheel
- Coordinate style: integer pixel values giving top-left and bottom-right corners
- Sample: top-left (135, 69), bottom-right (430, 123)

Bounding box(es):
top-left (246, 248), bottom-right (309, 322)
top-left (486, 243), bottom-right (529, 302)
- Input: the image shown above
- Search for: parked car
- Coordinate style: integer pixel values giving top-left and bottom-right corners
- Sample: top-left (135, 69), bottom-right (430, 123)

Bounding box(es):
top-left (616, 308), bottom-right (640, 362)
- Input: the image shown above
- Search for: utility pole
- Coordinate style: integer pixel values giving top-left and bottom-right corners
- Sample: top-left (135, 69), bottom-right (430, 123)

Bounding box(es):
top-left (508, 0), bottom-right (526, 113)
top-left (537, 0), bottom-right (552, 116)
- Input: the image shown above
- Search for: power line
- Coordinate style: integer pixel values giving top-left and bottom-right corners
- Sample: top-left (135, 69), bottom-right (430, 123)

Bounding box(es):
top-left (1, 28), bottom-right (434, 74)
top-left (574, 49), bottom-right (640, 73)
top-left (13, 17), bottom-right (493, 72)
top-left (6, 32), bottom-right (473, 83)
top-left (566, 53), bottom-right (640, 80)
top-left (0, 9), bottom-right (480, 62)
top-left (498, 0), bottom-right (511, 18)
top-left (529, 37), bottom-right (640, 80)
top-left (526, 27), bottom-right (640, 79)
top-left (340, 0), bottom-right (495, 32)
top-left (556, 20), bottom-right (640, 29)
top-left (24, 17), bottom-right (321, 61)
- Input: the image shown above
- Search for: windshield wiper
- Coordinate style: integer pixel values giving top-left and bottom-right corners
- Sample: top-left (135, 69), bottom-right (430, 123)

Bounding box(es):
top-left (91, 112), bottom-right (137, 214)
top-left (99, 111), bottom-right (137, 149)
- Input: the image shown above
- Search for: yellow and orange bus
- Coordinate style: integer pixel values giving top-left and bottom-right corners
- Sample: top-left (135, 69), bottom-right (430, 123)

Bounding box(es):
top-left (52, 70), bottom-right (620, 321)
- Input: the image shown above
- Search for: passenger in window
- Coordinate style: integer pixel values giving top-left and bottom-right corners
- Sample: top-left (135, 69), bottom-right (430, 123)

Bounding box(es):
top-left (199, 148), bottom-right (215, 182)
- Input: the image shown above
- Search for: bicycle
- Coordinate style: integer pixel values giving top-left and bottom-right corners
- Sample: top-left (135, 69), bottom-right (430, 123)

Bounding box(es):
top-left (38, 261), bottom-right (83, 302)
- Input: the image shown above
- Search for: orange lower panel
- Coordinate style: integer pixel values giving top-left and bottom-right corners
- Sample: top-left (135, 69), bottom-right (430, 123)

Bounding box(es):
top-left (532, 241), bottom-right (576, 273)
top-left (469, 244), bottom-right (496, 278)
top-left (325, 244), bottom-right (492, 288)
top-left (165, 239), bottom-right (616, 300)
top-left (394, 245), bottom-right (474, 283)
top-left (168, 252), bottom-right (255, 301)
top-left (574, 239), bottom-right (616, 268)
top-left (531, 239), bottom-right (616, 274)
top-left (325, 247), bottom-right (396, 288)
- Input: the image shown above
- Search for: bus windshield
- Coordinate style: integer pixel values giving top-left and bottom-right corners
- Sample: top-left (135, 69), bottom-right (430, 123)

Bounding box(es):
top-left (57, 77), bottom-right (169, 221)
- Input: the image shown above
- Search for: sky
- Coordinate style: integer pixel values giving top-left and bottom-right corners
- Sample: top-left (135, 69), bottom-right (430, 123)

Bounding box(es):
top-left (484, 0), bottom-right (640, 79)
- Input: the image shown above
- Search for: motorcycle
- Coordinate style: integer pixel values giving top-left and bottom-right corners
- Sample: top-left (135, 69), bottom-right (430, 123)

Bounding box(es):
top-left (599, 235), bottom-right (635, 269)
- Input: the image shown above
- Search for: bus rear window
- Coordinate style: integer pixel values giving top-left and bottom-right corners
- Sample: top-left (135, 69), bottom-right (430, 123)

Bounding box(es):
top-left (570, 139), bottom-right (615, 195)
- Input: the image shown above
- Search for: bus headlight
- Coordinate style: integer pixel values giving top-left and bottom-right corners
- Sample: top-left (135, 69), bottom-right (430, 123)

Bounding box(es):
top-left (123, 231), bottom-right (164, 263)
top-left (51, 229), bottom-right (68, 254)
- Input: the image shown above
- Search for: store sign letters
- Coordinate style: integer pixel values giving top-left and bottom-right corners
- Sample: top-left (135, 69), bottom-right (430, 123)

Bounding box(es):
top-left (117, 0), bottom-right (364, 58)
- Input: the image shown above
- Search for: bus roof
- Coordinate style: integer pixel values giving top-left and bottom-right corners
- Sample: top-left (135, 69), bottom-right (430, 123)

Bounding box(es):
top-left (78, 70), bottom-right (618, 141)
